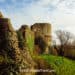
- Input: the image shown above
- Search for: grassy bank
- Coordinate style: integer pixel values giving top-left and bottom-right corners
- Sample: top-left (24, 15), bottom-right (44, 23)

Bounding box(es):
top-left (34, 55), bottom-right (75, 75)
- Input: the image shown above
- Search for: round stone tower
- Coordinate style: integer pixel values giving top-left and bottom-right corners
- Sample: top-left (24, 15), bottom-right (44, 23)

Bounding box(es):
top-left (31, 23), bottom-right (52, 54)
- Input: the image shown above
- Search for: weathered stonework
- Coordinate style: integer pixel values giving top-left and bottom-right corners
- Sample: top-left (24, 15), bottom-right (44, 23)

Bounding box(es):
top-left (17, 25), bottom-right (36, 75)
top-left (0, 12), bottom-right (4, 18)
top-left (0, 13), bottom-right (35, 75)
top-left (0, 17), bottom-right (21, 62)
top-left (18, 25), bottom-right (34, 52)
top-left (0, 12), bottom-right (53, 75)
top-left (31, 23), bottom-right (51, 54)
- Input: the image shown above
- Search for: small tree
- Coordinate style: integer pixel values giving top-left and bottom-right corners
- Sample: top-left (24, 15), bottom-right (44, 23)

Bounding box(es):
top-left (56, 30), bottom-right (73, 56)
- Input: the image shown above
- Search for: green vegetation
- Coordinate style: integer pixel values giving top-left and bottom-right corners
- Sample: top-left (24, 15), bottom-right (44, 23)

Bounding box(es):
top-left (17, 30), bottom-right (34, 56)
top-left (26, 31), bottom-right (34, 52)
top-left (34, 55), bottom-right (75, 75)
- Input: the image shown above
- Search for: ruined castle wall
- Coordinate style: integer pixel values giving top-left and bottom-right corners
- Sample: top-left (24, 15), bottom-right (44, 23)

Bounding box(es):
top-left (31, 23), bottom-right (52, 54)
top-left (17, 25), bottom-right (36, 75)
top-left (0, 13), bottom-right (36, 75)
top-left (0, 18), bottom-right (21, 61)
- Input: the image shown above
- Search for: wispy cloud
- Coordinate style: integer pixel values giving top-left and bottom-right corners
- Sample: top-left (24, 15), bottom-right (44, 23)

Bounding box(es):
top-left (0, 0), bottom-right (75, 34)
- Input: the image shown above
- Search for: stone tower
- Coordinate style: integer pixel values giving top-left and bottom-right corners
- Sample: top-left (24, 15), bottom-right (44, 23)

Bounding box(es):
top-left (0, 12), bottom-right (3, 18)
top-left (0, 12), bottom-right (21, 61)
top-left (0, 12), bottom-right (35, 75)
top-left (31, 23), bottom-right (51, 54)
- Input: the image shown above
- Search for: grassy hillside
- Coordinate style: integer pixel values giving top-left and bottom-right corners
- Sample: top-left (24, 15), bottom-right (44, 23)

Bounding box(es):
top-left (35, 55), bottom-right (75, 75)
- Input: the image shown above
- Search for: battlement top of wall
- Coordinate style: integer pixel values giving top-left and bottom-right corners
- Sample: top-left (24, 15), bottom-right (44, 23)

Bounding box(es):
top-left (19, 25), bottom-right (30, 31)
top-left (31, 23), bottom-right (51, 30)
top-left (33, 22), bottom-right (51, 25)
top-left (0, 12), bottom-right (14, 31)
top-left (0, 18), bottom-right (10, 22)
top-left (21, 25), bottom-right (29, 29)
top-left (31, 23), bottom-right (51, 27)
top-left (0, 12), bottom-right (4, 18)
top-left (0, 12), bottom-right (10, 22)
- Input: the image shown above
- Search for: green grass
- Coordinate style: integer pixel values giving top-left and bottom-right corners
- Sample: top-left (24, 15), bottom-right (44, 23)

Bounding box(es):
top-left (0, 55), bottom-right (4, 63)
top-left (35, 55), bottom-right (75, 75)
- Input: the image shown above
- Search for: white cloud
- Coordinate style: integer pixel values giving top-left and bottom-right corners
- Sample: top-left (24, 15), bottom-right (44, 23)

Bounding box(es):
top-left (51, 12), bottom-right (75, 31)
top-left (1, 0), bottom-right (75, 35)
top-left (56, 0), bottom-right (75, 14)
top-left (35, 0), bottom-right (75, 34)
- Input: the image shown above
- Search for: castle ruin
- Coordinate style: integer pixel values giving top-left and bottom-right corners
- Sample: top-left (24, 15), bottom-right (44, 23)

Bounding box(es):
top-left (31, 23), bottom-right (51, 54)
top-left (0, 12), bottom-right (52, 75)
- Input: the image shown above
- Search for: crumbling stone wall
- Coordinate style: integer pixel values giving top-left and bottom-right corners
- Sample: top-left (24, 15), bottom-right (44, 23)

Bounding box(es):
top-left (31, 23), bottom-right (51, 54)
top-left (0, 13), bottom-right (35, 75)
top-left (18, 25), bottom-right (34, 54)
top-left (0, 12), bottom-right (53, 75)
top-left (0, 13), bottom-right (22, 75)
top-left (0, 18), bottom-right (21, 61)
top-left (17, 25), bottom-right (36, 75)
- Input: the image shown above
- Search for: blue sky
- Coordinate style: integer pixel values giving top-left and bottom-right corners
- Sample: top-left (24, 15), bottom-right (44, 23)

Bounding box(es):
top-left (0, 0), bottom-right (75, 36)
